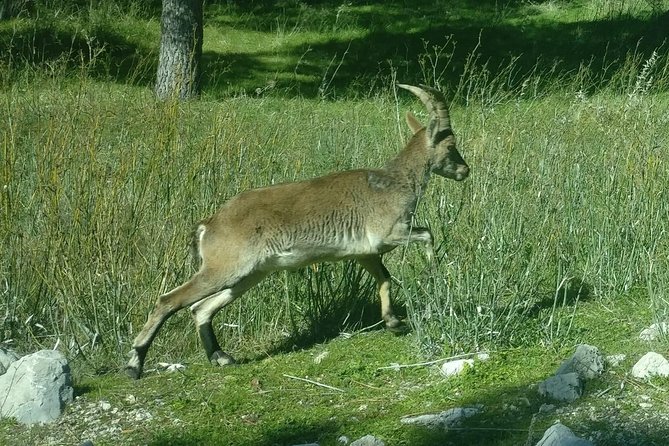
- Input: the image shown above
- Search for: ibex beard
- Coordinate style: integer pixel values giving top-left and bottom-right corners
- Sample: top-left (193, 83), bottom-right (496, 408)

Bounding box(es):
top-left (126, 84), bottom-right (469, 379)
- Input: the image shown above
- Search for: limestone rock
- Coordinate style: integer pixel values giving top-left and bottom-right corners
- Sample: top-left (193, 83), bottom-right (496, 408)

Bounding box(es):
top-left (556, 344), bottom-right (604, 380)
top-left (536, 422), bottom-right (593, 446)
top-left (440, 359), bottom-right (474, 377)
top-left (639, 322), bottom-right (669, 341)
top-left (400, 406), bottom-right (482, 429)
top-left (0, 350), bottom-right (73, 425)
top-left (350, 435), bottom-right (385, 446)
top-left (631, 352), bottom-right (669, 379)
top-left (605, 354), bottom-right (626, 368)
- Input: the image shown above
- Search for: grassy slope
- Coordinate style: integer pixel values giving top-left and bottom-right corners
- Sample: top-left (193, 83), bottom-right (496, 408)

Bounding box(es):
top-left (2, 292), bottom-right (668, 445)
top-left (1, 0), bottom-right (669, 445)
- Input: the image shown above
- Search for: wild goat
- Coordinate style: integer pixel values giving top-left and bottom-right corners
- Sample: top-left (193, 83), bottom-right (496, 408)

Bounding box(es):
top-left (125, 84), bottom-right (469, 379)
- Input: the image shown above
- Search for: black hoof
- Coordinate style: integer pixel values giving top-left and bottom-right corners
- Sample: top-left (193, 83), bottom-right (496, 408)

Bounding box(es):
top-left (125, 366), bottom-right (142, 380)
top-left (386, 319), bottom-right (410, 335)
top-left (210, 350), bottom-right (236, 367)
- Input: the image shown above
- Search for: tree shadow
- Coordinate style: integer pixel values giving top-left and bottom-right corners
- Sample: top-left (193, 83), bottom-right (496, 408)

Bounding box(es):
top-left (146, 419), bottom-right (343, 446)
top-left (523, 276), bottom-right (593, 320)
top-left (2, 2), bottom-right (667, 98)
top-left (0, 19), bottom-right (157, 85)
top-left (204, 2), bottom-right (669, 98)
top-left (397, 388), bottom-right (669, 446)
top-left (141, 376), bottom-right (669, 445)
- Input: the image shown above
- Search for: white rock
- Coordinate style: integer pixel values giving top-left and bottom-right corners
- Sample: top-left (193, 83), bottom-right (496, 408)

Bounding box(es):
top-left (133, 409), bottom-right (153, 421)
top-left (0, 350), bottom-right (73, 425)
top-left (605, 354), bottom-right (626, 368)
top-left (632, 352), bottom-right (669, 379)
top-left (157, 362), bottom-right (186, 373)
top-left (536, 422), bottom-right (593, 446)
top-left (400, 406), bottom-right (482, 429)
top-left (350, 435), bottom-right (384, 446)
top-left (440, 359), bottom-right (474, 377)
top-left (476, 352), bottom-right (491, 361)
top-left (639, 322), bottom-right (669, 341)
top-left (387, 363), bottom-right (401, 372)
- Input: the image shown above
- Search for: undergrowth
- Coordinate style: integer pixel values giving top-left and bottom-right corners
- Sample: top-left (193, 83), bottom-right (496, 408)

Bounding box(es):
top-left (0, 0), bottom-right (668, 375)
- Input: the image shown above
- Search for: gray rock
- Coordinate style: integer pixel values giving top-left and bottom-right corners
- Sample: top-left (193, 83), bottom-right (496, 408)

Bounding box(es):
top-left (0, 347), bottom-right (20, 375)
top-left (538, 372), bottom-right (583, 402)
top-left (631, 352), bottom-right (669, 379)
top-left (0, 349), bottom-right (73, 425)
top-left (350, 435), bottom-right (384, 446)
top-left (556, 344), bottom-right (604, 380)
top-left (639, 322), bottom-right (669, 341)
top-left (400, 406), bottom-right (482, 429)
top-left (539, 403), bottom-right (556, 413)
top-left (535, 422), bottom-right (593, 446)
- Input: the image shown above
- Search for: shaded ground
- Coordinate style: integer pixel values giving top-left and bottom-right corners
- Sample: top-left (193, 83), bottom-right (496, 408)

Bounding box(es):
top-left (206, 1), bottom-right (669, 96)
top-left (1, 1), bottom-right (668, 97)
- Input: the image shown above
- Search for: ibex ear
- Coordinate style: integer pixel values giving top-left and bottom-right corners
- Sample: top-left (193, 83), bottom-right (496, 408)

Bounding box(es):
top-left (405, 112), bottom-right (424, 135)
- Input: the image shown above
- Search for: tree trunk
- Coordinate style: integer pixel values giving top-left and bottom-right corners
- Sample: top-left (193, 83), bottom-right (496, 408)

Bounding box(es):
top-left (155, 0), bottom-right (203, 100)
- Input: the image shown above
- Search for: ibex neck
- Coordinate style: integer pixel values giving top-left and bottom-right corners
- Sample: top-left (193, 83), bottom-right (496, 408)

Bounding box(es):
top-left (384, 143), bottom-right (432, 197)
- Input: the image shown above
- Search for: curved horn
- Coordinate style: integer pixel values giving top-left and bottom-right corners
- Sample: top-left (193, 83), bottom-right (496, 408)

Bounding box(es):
top-left (397, 84), bottom-right (451, 145)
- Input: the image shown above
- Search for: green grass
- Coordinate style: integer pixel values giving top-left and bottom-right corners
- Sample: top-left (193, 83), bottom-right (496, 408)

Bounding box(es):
top-left (4, 78), bottom-right (667, 367)
top-left (1, 0), bottom-right (669, 444)
top-left (2, 293), bottom-right (668, 445)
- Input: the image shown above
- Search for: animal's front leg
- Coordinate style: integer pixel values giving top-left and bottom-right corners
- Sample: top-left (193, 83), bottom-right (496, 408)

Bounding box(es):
top-left (407, 226), bottom-right (434, 261)
top-left (357, 255), bottom-right (403, 331)
top-left (386, 224), bottom-right (434, 261)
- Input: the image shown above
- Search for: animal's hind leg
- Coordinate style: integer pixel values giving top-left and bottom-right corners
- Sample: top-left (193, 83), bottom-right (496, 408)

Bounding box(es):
top-left (189, 271), bottom-right (267, 367)
top-left (125, 270), bottom-right (228, 380)
top-left (190, 291), bottom-right (236, 367)
top-left (356, 255), bottom-right (403, 331)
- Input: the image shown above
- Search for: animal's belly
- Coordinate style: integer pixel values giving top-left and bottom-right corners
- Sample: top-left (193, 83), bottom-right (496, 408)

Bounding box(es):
top-left (263, 244), bottom-right (376, 270)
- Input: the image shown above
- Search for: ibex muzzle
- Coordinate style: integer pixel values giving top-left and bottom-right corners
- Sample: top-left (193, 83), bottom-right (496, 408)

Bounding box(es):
top-left (125, 84), bottom-right (469, 379)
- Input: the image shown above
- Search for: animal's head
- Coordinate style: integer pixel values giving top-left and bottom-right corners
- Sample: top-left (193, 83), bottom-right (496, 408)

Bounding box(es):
top-left (399, 84), bottom-right (469, 181)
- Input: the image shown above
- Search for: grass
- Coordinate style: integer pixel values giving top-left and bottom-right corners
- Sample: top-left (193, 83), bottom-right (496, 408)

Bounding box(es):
top-left (1, 0), bottom-right (669, 444)
top-left (2, 293), bottom-right (668, 445)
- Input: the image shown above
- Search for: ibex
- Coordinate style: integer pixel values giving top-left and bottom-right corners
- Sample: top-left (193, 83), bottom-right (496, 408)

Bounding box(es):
top-left (125, 84), bottom-right (469, 379)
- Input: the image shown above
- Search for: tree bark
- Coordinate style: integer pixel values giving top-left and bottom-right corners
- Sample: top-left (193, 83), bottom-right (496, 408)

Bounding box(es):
top-left (155, 0), bottom-right (203, 100)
